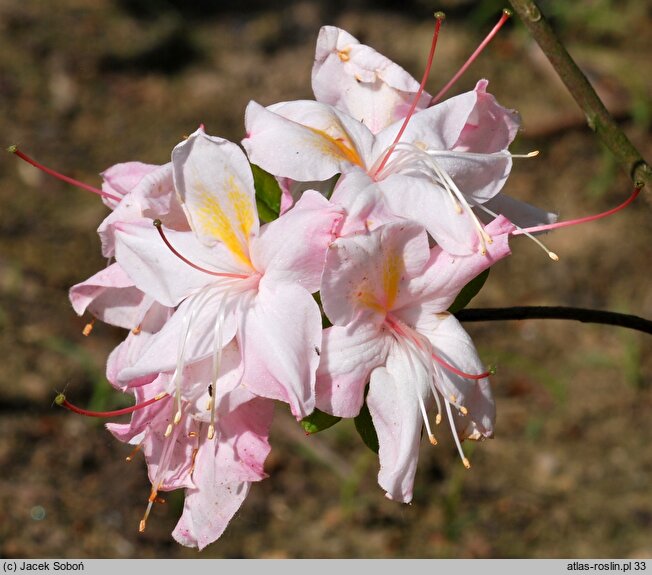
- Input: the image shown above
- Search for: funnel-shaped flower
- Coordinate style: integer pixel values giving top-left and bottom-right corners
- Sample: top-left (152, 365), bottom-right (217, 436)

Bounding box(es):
top-left (113, 129), bottom-right (343, 419)
top-left (243, 81), bottom-right (521, 255)
top-left (317, 216), bottom-right (513, 501)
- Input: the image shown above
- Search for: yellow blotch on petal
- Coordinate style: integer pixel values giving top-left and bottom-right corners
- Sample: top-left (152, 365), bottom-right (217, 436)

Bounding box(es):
top-left (308, 126), bottom-right (364, 168)
top-left (194, 175), bottom-right (254, 267)
top-left (381, 249), bottom-right (402, 310)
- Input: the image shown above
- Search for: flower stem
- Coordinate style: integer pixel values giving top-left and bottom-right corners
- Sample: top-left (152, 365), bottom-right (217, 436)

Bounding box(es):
top-left (507, 0), bottom-right (652, 195)
top-left (456, 306), bottom-right (652, 335)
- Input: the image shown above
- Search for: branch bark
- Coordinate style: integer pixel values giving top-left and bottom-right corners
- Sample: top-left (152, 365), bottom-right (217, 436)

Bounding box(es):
top-left (507, 0), bottom-right (652, 194)
top-left (456, 306), bottom-right (652, 335)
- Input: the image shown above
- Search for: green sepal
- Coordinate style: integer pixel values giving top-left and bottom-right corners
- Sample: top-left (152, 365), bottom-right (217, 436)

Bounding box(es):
top-left (251, 163), bottom-right (282, 223)
top-left (301, 408), bottom-right (342, 435)
top-left (354, 400), bottom-right (379, 454)
top-left (448, 268), bottom-right (490, 314)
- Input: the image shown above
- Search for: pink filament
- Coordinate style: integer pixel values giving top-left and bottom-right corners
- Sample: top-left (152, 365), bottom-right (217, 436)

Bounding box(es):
top-left (513, 186), bottom-right (641, 236)
top-left (153, 219), bottom-right (249, 279)
top-left (373, 13), bottom-right (445, 178)
top-left (430, 9), bottom-right (512, 105)
top-left (55, 392), bottom-right (169, 418)
top-left (9, 146), bottom-right (122, 202)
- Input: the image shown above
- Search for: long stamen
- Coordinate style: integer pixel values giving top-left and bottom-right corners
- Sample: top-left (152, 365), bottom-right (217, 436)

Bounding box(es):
top-left (153, 220), bottom-right (249, 279)
top-left (208, 290), bottom-right (231, 440)
top-left (430, 350), bottom-right (493, 381)
top-left (396, 335), bottom-right (437, 445)
top-left (54, 392), bottom-right (168, 418)
top-left (8, 145), bottom-right (122, 202)
top-left (473, 200), bottom-right (559, 261)
top-left (444, 397), bottom-right (471, 469)
top-left (513, 185), bottom-right (641, 236)
top-left (430, 9), bottom-right (512, 105)
top-left (141, 405), bottom-right (185, 532)
top-left (373, 12), bottom-right (445, 177)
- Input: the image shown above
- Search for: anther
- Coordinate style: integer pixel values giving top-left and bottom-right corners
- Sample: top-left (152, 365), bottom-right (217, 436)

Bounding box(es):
top-left (82, 319), bottom-right (95, 337)
top-left (173, 410), bottom-right (182, 425)
top-left (125, 443), bottom-right (143, 462)
top-left (8, 145), bottom-right (121, 202)
top-left (164, 423), bottom-right (173, 437)
top-left (459, 406), bottom-right (468, 416)
top-left (132, 324), bottom-right (142, 335)
top-left (463, 457), bottom-right (471, 469)
top-left (429, 434), bottom-right (438, 446)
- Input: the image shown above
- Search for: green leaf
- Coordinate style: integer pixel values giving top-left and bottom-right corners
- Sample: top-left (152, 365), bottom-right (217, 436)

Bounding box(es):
top-left (354, 400), bottom-right (379, 454)
top-left (448, 268), bottom-right (490, 314)
top-left (251, 163), bottom-right (282, 223)
top-left (301, 408), bottom-right (342, 435)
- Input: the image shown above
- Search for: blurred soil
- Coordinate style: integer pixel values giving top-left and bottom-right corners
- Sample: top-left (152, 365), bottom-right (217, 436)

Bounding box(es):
top-left (0, 0), bottom-right (651, 559)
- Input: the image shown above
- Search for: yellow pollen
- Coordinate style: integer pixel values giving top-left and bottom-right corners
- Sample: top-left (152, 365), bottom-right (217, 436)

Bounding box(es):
top-left (463, 458), bottom-right (471, 469)
top-left (208, 425), bottom-right (216, 440)
top-left (449, 394), bottom-right (457, 403)
top-left (435, 414), bottom-right (442, 425)
top-left (132, 324), bottom-right (142, 335)
top-left (173, 410), bottom-right (182, 425)
top-left (164, 423), bottom-right (173, 437)
top-left (82, 319), bottom-right (95, 336)
top-left (188, 431), bottom-right (198, 438)
top-left (428, 434), bottom-right (438, 446)
top-left (459, 406), bottom-right (468, 416)
top-left (139, 519), bottom-right (147, 533)
top-left (337, 48), bottom-right (350, 62)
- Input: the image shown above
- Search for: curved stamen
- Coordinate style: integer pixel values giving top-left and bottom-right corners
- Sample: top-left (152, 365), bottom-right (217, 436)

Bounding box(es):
top-left (54, 391), bottom-right (169, 418)
top-left (430, 350), bottom-right (493, 381)
top-left (373, 12), bottom-right (445, 178)
top-left (8, 145), bottom-right (122, 202)
top-left (513, 185), bottom-right (641, 236)
top-left (153, 220), bottom-right (249, 279)
top-left (430, 9), bottom-right (512, 105)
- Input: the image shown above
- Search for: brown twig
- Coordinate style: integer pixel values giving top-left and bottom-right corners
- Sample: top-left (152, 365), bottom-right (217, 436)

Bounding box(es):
top-left (456, 306), bottom-right (652, 335)
top-left (507, 0), bottom-right (652, 194)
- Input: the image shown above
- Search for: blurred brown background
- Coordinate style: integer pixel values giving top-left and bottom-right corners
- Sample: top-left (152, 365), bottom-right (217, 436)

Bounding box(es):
top-left (1, 0), bottom-right (651, 558)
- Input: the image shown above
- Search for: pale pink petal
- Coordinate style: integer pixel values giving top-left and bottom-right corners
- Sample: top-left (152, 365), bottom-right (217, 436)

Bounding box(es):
top-left (172, 397), bottom-right (273, 549)
top-left (414, 313), bottom-right (495, 439)
top-left (100, 161), bottom-right (159, 210)
top-left (316, 318), bottom-right (390, 418)
top-left (250, 190), bottom-right (343, 292)
top-left (69, 262), bottom-right (153, 330)
top-left (312, 26), bottom-right (431, 134)
top-left (321, 222), bottom-right (430, 326)
top-left (172, 129), bottom-right (258, 268)
top-left (378, 173), bottom-right (479, 255)
top-left (329, 169), bottom-right (397, 236)
top-left (243, 100), bottom-right (373, 181)
top-left (113, 218), bottom-right (237, 307)
top-left (98, 163), bottom-right (186, 258)
top-left (373, 89), bottom-right (479, 157)
top-left (106, 303), bottom-right (173, 389)
top-left (239, 281), bottom-right (322, 419)
top-left (117, 292), bottom-right (237, 385)
top-left (395, 215), bottom-right (514, 314)
top-left (455, 80), bottom-right (520, 153)
top-left (367, 343), bottom-right (428, 503)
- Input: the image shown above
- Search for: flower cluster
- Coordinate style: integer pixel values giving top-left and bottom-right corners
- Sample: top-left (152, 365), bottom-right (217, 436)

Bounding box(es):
top-left (15, 17), bottom-right (635, 550)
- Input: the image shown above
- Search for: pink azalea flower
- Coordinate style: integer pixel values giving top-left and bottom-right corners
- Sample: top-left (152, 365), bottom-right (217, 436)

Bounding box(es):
top-left (113, 128), bottom-right (343, 419)
top-left (105, 343), bottom-right (274, 549)
top-left (312, 26), bottom-right (432, 134)
top-left (242, 81), bottom-right (523, 255)
top-left (316, 216), bottom-right (514, 502)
